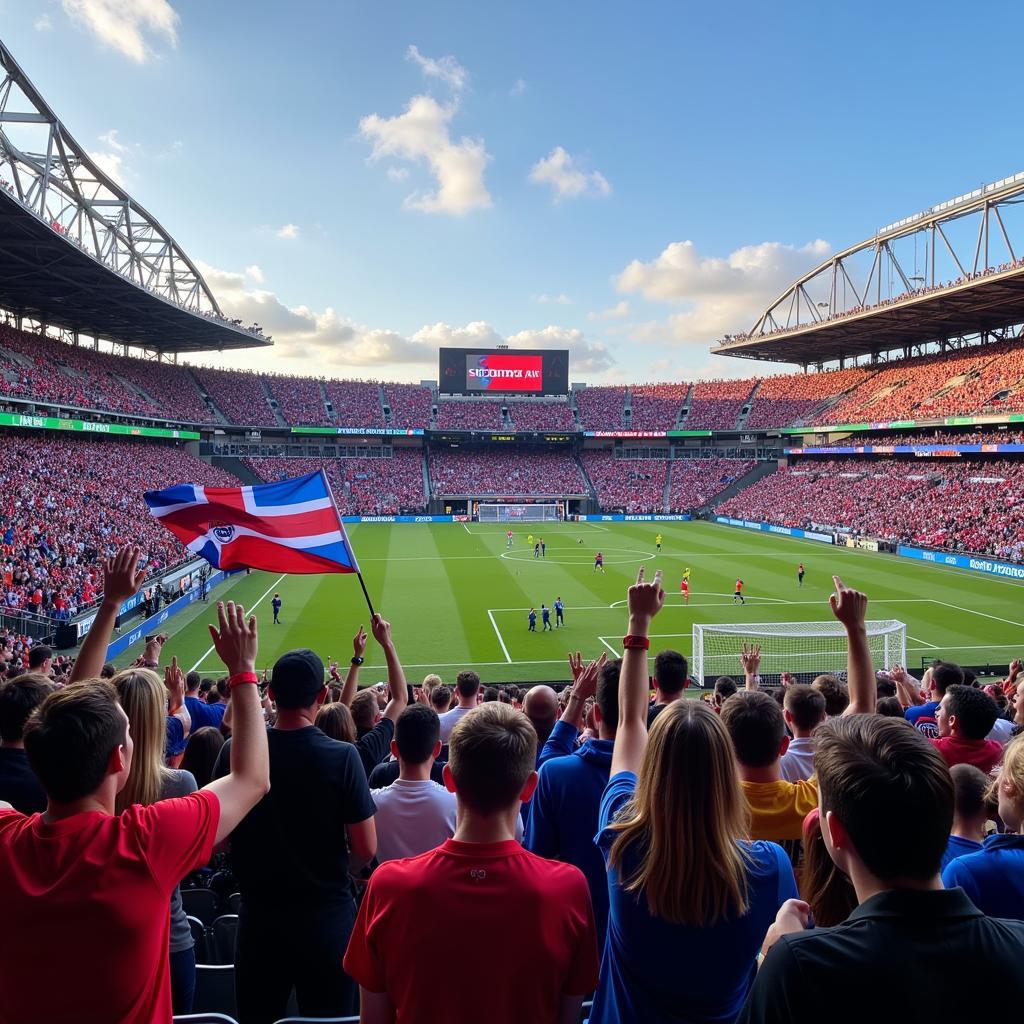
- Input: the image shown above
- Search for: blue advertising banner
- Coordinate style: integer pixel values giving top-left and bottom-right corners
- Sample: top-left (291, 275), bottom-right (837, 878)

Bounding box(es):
top-left (576, 513), bottom-right (693, 522)
top-left (897, 546), bottom-right (1024, 581)
top-left (714, 516), bottom-right (834, 544)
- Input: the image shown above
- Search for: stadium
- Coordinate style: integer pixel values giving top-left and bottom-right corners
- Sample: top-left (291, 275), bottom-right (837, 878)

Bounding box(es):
top-left (1, 13), bottom-right (1024, 1024)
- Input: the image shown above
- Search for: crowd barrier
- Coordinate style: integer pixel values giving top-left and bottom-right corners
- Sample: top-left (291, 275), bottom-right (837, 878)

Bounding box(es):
top-left (713, 516), bottom-right (835, 544)
top-left (786, 443), bottom-right (1024, 455)
top-left (577, 513), bottom-right (693, 522)
top-left (897, 545), bottom-right (1024, 581)
top-left (341, 514), bottom-right (465, 523)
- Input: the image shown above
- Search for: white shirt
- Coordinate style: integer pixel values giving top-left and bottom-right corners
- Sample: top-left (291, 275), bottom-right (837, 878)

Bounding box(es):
top-left (779, 736), bottom-right (816, 783)
top-left (438, 704), bottom-right (475, 743)
top-left (372, 779), bottom-right (458, 862)
top-left (987, 717), bottom-right (1015, 746)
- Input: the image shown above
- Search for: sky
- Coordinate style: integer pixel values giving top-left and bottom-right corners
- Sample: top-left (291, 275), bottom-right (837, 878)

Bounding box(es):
top-left (4, 0), bottom-right (1024, 384)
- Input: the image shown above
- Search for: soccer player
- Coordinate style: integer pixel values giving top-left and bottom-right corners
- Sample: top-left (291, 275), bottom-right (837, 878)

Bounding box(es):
top-left (541, 604), bottom-right (552, 631)
top-left (527, 534), bottom-right (534, 549)
top-left (797, 563), bottom-right (805, 587)
top-left (683, 566), bottom-right (691, 582)
top-left (534, 541), bottom-right (541, 559)
top-left (733, 578), bottom-right (745, 605)
top-left (507, 530), bottom-right (513, 548)
top-left (272, 593), bottom-right (282, 624)
top-left (594, 551), bottom-right (605, 574)
top-left (554, 597), bottom-right (565, 628)
top-left (680, 577), bottom-right (690, 604)
top-left (540, 538), bottom-right (546, 558)
top-left (528, 608), bottom-right (537, 632)
top-left (655, 533), bottom-right (663, 552)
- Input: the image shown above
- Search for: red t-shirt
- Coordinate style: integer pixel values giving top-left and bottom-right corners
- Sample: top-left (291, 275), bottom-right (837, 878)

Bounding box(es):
top-left (345, 838), bottom-right (599, 1024)
top-left (929, 736), bottom-right (1003, 773)
top-left (0, 791), bottom-right (220, 1024)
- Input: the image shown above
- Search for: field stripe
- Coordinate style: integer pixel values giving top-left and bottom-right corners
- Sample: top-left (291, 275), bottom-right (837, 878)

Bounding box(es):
top-left (598, 637), bottom-right (622, 658)
top-left (487, 609), bottom-right (513, 663)
top-left (929, 599), bottom-right (1024, 631)
top-left (190, 572), bottom-right (288, 672)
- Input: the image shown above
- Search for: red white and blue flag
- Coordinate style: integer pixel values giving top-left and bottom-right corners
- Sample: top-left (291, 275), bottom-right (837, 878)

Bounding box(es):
top-left (144, 471), bottom-right (359, 575)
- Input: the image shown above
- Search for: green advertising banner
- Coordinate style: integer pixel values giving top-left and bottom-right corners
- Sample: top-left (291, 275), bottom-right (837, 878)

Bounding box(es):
top-left (0, 411), bottom-right (200, 440)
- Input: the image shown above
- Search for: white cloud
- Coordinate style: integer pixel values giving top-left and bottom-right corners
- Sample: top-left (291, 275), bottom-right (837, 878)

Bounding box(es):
top-left (405, 44), bottom-right (468, 91)
top-left (529, 146), bottom-right (611, 202)
top-left (34, 13), bottom-right (53, 30)
top-left (510, 78), bottom-right (527, 97)
top-left (276, 223), bottom-right (300, 240)
top-left (98, 128), bottom-right (131, 153)
top-left (615, 238), bottom-right (831, 344)
top-left (244, 265), bottom-right (264, 284)
top-left (534, 293), bottom-right (572, 305)
top-left (360, 94), bottom-right (491, 216)
top-left (410, 321), bottom-right (504, 349)
top-left (61, 0), bottom-right (179, 63)
top-left (90, 150), bottom-right (126, 185)
top-left (588, 300), bottom-right (629, 321)
top-left (89, 130), bottom-right (137, 186)
top-left (386, 166), bottom-right (409, 182)
top-left (506, 325), bottom-right (614, 372)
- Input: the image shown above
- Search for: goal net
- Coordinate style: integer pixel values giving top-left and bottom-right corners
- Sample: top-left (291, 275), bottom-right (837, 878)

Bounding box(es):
top-left (692, 620), bottom-right (906, 688)
top-left (478, 503), bottom-right (563, 523)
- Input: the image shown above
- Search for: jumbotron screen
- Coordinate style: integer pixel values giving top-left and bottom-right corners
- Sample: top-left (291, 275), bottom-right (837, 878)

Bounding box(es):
top-left (438, 348), bottom-right (569, 395)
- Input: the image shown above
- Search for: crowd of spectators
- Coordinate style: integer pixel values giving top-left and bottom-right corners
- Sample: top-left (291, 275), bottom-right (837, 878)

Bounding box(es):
top-left (718, 457), bottom-right (1024, 560)
top-left (384, 384), bottom-right (433, 430)
top-left (325, 380), bottom-right (386, 429)
top-left (0, 435), bottom-right (237, 617)
top-left (428, 447), bottom-right (587, 496)
top-left (667, 458), bottom-right (754, 512)
top-left (684, 379), bottom-right (757, 429)
top-left (506, 401), bottom-right (577, 431)
top-left (194, 369), bottom-right (277, 427)
top-left (574, 387), bottom-right (626, 430)
top-left (245, 452), bottom-right (426, 514)
top-left (435, 400), bottom-right (504, 430)
top-left (265, 375), bottom-right (331, 427)
top-left (745, 367), bottom-right (871, 428)
top-left (814, 429), bottom-right (1024, 447)
top-left (628, 384), bottom-right (690, 430)
top-left (580, 451), bottom-right (668, 512)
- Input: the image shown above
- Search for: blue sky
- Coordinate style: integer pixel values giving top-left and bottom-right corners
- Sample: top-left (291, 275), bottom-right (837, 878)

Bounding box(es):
top-left (4, 0), bottom-right (1024, 382)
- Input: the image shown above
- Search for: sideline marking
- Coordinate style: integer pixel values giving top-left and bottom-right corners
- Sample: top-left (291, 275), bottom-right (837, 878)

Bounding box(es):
top-left (487, 609), bottom-right (513, 663)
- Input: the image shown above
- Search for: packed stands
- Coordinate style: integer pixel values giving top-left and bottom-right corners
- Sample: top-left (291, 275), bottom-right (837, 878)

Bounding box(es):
top-left (385, 383), bottom-right (433, 429)
top-left (574, 386), bottom-right (626, 430)
top-left (435, 399), bottom-right (504, 430)
top-left (265, 374), bottom-right (330, 426)
top-left (506, 401), bottom-right (577, 431)
top-left (580, 451), bottom-right (668, 512)
top-left (717, 457), bottom-right (1024, 559)
top-left (428, 446), bottom-right (586, 495)
top-left (667, 458), bottom-right (754, 512)
top-left (115, 359), bottom-right (215, 423)
top-left (325, 380), bottom-right (386, 428)
top-left (0, 435), bottom-right (237, 617)
top-left (684, 378), bottom-right (756, 429)
top-left (194, 368), bottom-right (276, 426)
top-left (245, 450), bottom-right (426, 513)
top-left (813, 428), bottom-right (1024, 447)
top-left (745, 366), bottom-right (872, 428)
top-left (628, 384), bottom-right (689, 430)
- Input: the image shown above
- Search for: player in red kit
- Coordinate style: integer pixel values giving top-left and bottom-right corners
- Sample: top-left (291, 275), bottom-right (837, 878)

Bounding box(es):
top-left (733, 578), bottom-right (746, 605)
top-left (594, 552), bottom-right (605, 574)
top-left (680, 578), bottom-right (690, 604)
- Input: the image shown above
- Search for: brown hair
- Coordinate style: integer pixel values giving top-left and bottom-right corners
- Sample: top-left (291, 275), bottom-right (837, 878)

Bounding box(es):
top-left (720, 691), bottom-right (786, 768)
top-left (316, 702), bottom-right (358, 744)
top-left (800, 809), bottom-right (857, 927)
top-left (448, 703), bottom-right (536, 815)
top-left (812, 675), bottom-right (849, 716)
top-left (350, 689), bottom-right (379, 732)
top-left (784, 684), bottom-right (826, 732)
top-left (23, 681), bottom-right (126, 803)
top-left (607, 701), bottom-right (751, 925)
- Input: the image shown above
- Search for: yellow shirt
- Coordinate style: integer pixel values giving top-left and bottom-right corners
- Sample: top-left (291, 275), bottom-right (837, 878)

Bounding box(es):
top-left (740, 779), bottom-right (819, 842)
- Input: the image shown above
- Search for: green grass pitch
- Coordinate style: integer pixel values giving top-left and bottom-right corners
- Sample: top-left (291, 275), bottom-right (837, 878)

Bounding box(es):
top-left (111, 521), bottom-right (1024, 684)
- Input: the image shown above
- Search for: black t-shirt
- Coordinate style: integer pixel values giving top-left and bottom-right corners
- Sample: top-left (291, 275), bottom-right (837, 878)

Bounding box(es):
top-left (214, 726), bottom-right (375, 909)
top-left (0, 747), bottom-right (46, 814)
top-left (355, 718), bottom-right (395, 778)
top-left (368, 758), bottom-right (446, 790)
top-left (738, 888), bottom-right (1024, 1023)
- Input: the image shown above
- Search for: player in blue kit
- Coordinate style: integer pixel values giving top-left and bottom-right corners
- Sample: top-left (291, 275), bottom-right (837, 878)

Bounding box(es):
top-left (272, 593), bottom-right (282, 624)
top-left (554, 597), bottom-right (564, 627)
top-left (528, 607), bottom-right (537, 632)
top-left (541, 604), bottom-right (552, 631)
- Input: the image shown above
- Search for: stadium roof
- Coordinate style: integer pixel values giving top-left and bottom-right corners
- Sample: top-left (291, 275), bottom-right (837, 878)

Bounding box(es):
top-left (0, 39), bottom-right (268, 355)
top-left (713, 172), bottom-right (1024, 366)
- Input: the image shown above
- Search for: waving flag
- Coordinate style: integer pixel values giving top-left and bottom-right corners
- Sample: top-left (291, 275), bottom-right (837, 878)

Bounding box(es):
top-left (144, 470), bottom-right (359, 575)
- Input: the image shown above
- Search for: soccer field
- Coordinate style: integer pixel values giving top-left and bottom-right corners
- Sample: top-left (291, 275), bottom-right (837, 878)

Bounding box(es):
top-left (111, 521), bottom-right (1024, 684)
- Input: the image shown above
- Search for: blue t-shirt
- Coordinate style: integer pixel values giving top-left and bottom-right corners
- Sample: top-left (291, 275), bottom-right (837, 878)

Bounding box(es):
top-left (940, 834), bottom-right (984, 872)
top-left (942, 833), bottom-right (1024, 919)
top-left (542, 608), bottom-right (550, 621)
top-left (905, 701), bottom-right (939, 737)
top-left (589, 772), bottom-right (798, 1024)
top-left (185, 695), bottom-right (226, 732)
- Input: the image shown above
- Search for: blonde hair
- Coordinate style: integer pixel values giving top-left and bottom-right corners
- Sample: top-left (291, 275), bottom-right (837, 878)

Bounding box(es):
top-left (607, 700), bottom-right (751, 924)
top-left (421, 673), bottom-right (443, 698)
top-left (112, 668), bottom-right (175, 813)
top-left (997, 734), bottom-right (1024, 805)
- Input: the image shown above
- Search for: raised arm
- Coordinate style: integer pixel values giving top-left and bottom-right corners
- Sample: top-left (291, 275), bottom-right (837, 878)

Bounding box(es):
top-left (371, 615), bottom-right (408, 724)
top-left (339, 625), bottom-right (367, 707)
top-left (560, 653), bottom-right (606, 732)
top-left (165, 656), bottom-right (191, 740)
top-left (741, 643), bottom-right (762, 691)
top-left (70, 546), bottom-right (147, 683)
top-left (829, 575), bottom-right (874, 715)
top-left (202, 601), bottom-right (271, 843)
top-left (610, 566), bottom-right (665, 778)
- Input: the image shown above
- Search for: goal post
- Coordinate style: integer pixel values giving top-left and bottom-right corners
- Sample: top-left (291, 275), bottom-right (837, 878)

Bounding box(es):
top-left (478, 503), bottom-right (563, 523)
top-left (692, 620), bottom-right (907, 688)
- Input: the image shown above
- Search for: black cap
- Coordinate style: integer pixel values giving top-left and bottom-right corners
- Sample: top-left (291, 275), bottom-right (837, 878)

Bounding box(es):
top-left (271, 648), bottom-right (325, 709)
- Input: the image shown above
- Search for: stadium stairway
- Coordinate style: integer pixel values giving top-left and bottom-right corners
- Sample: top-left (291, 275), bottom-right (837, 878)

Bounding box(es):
top-left (575, 454), bottom-right (600, 506)
top-left (677, 382), bottom-right (695, 427)
top-left (115, 373), bottom-right (162, 411)
top-left (212, 456), bottom-right (259, 485)
top-left (702, 459), bottom-right (777, 514)
top-left (318, 380), bottom-right (333, 423)
top-left (735, 381), bottom-right (761, 429)
top-left (662, 462), bottom-right (673, 512)
top-left (187, 369), bottom-right (231, 425)
top-left (421, 448), bottom-right (432, 502)
top-left (259, 377), bottom-right (289, 428)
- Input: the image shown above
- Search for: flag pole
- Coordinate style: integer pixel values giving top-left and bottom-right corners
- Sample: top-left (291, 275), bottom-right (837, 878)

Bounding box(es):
top-left (320, 469), bottom-right (376, 619)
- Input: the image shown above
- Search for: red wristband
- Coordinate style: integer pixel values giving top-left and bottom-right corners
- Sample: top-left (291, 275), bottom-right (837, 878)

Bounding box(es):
top-left (228, 671), bottom-right (259, 689)
top-left (622, 634), bottom-right (650, 651)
